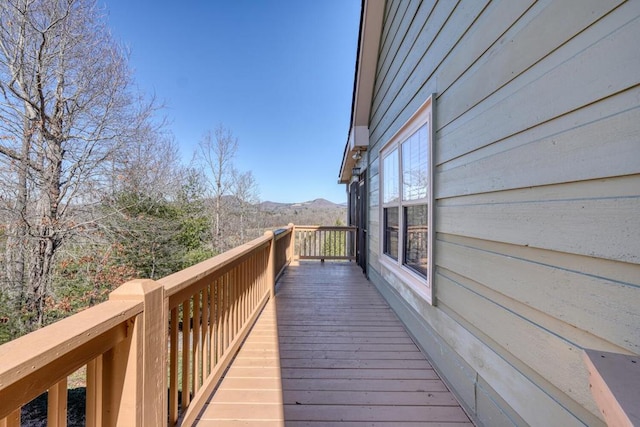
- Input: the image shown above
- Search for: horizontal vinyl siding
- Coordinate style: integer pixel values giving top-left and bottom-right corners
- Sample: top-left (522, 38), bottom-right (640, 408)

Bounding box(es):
top-left (366, 1), bottom-right (640, 426)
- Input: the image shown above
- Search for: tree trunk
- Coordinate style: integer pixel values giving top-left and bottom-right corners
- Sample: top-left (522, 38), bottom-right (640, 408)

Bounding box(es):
top-left (5, 115), bottom-right (32, 314)
top-left (215, 193), bottom-right (221, 252)
top-left (24, 235), bottom-right (56, 328)
top-left (23, 135), bottom-right (63, 329)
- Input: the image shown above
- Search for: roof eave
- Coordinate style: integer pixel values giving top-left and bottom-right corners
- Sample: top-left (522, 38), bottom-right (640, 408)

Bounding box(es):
top-left (338, 0), bottom-right (385, 184)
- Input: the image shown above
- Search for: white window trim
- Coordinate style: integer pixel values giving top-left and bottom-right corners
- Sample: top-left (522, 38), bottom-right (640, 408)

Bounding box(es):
top-left (379, 95), bottom-right (435, 305)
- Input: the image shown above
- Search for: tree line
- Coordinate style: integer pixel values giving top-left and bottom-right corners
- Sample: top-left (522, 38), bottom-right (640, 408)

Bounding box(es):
top-left (0, 0), bottom-right (265, 343)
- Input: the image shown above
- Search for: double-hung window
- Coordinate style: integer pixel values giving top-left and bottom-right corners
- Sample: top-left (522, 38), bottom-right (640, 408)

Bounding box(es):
top-left (380, 96), bottom-right (434, 303)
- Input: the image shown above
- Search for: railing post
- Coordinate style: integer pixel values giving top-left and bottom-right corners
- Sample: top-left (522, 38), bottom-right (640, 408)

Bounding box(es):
top-left (288, 223), bottom-right (296, 262)
top-left (265, 230), bottom-right (276, 299)
top-left (104, 279), bottom-right (167, 427)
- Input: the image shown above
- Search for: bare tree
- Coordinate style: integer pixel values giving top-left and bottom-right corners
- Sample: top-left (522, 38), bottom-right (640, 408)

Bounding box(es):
top-left (0, 0), bottom-right (153, 329)
top-left (230, 169), bottom-right (260, 244)
top-left (109, 122), bottom-right (179, 202)
top-left (196, 125), bottom-right (238, 253)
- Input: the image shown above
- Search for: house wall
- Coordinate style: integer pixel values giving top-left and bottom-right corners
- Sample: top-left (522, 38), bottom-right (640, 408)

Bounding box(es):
top-left (365, 1), bottom-right (640, 426)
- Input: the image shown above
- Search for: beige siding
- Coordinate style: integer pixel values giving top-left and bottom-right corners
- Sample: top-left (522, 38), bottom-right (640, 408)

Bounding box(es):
top-left (366, 0), bottom-right (640, 426)
top-left (438, 89), bottom-right (640, 197)
top-left (438, 187), bottom-right (639, 263)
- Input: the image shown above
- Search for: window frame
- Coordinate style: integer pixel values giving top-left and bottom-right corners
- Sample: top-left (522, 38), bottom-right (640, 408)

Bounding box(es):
top-left (379, 95), bottom-right (434, 304)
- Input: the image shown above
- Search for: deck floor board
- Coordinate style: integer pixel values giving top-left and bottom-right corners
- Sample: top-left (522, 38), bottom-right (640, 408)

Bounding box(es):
top-left (196, 262), bottom-right (472, 426)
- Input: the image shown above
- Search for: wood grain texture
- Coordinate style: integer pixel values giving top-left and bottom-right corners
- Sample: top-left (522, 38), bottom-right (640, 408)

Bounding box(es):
top-left (584, 349), bottom-right (640, 427)
top-left (195, 262), bottom-right (471, 426)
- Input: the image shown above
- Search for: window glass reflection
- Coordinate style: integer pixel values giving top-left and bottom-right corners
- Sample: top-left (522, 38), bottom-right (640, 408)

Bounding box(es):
top-left (403, 204), bottom-right (428, 277)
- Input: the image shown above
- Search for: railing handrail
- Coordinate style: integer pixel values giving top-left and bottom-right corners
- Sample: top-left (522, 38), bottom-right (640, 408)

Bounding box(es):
top-left (160, 234), bottom-right (271, 308)
top-left (294, 225), bottom-right (356, 231)
top-left (0, 298), bottom-right (142, 420)
top-left (274, 224), bottom-right (293, 239)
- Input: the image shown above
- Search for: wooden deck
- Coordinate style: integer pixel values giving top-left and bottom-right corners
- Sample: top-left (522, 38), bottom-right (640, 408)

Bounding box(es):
top-left (195, 262), bottom-right (473, 426)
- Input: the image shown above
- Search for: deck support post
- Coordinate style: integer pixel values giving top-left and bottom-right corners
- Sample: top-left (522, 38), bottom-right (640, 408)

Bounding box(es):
top-left (104, 279), bottom-right (167, 427)
top-left (265, 231), bottom-right (276, 299)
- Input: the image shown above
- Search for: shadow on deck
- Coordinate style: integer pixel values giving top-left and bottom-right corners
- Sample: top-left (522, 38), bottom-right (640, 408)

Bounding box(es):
top-left (195, 262), bottom-right (473, 426)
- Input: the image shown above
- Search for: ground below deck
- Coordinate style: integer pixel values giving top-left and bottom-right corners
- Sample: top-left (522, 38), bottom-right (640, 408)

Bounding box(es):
top-left (195, 262), bottom-right (473, 426)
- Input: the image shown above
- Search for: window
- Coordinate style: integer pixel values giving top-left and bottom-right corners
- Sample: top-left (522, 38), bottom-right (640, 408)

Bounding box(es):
top-left (380, 96), bottom-right (433, 303)
top-left (382, 149), bottom-right (399, 260)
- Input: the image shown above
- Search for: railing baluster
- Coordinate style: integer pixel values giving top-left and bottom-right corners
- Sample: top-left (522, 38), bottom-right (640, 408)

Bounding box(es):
top-left (243, 259), bottom-right (248, 324)
top-left (0, 409), bottom-right (20, 427)
top-left (193, 291), bottom-right (201, 392)
top-left (252, 252), bottom-right (257, 313)
top-left (86, 356), bottom-right (102, 427)
top-left (238, 264), bottom-right (242, 331)
top-left (230, 268), bottom-right (236, 342)
top-left (233, 267), bottom-right (239, 339)
top-left (244, 254), bottom-right (252, 322)
top-left (223, 273), bottom-right (229, 354)
top-left (211, 280), bottom-right (218, 366)
top-left (216, 278), bottom-right (223, 361)
top-left (47, 377), bottom-right (67, 427)
top-left (242, 255), bottom-right (251, 323)
top-left (228, 271), bottom-right (233, 349)
top-left (169, 307), bottom-right (179, 425)
top-left (232, 269), bottom-right (236, 342)
top-left (237, 265), bottom-right (242, 330)
top-left (209, 280), bottom-right (216, 370)
top-left (258, 251), bottom-right (263, 304)
top-left (240, 261), bottom-right (246, 325)
top-left (202, 285), bottom-right (210, 377)
top-left (230, 269), bottom-right (235, 343)
top-left (181, 299), bottom-right (191, 410)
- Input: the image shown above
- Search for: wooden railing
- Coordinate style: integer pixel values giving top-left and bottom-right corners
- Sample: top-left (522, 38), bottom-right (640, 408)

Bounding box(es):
top-left (294, 225), bottom-right (356, 261)
top-left (0, 225), bottom-right (295, 427)
top-left (0, 280), bottom-right (162, 426)
top-left (0, 224), bottom-right (359, 426)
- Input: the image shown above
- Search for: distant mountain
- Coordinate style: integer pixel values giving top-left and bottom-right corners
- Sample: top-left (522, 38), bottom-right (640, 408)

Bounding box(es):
top-left (259, 198), bottom-right (345, 210)
top-left (257, 198), bottom-right (347, 228)
top-left (258, 200), bottom-right (291, 210)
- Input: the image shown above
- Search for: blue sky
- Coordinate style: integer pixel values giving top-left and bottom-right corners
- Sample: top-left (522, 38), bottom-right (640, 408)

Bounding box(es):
top-left (102, 0), bottom-right (360, 203)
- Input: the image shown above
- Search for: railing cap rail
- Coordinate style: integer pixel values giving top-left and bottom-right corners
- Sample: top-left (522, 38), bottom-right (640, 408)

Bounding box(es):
top-left (0, 298), bottom-right (141, 389)
top-left (294, 225), bottom-right (356, 231)
top-left (273, 224), bottom-right (294, 239)
top-left (159, 234), bottom-right (271, 297)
